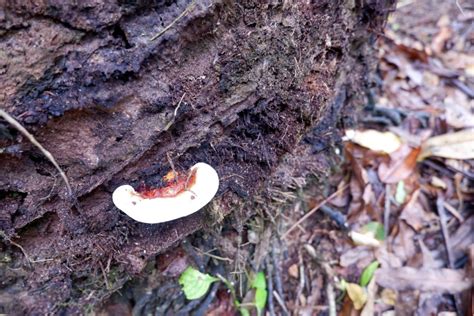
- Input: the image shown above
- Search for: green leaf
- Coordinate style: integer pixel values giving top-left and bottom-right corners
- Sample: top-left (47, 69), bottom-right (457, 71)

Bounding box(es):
top-left (255, 288), bottom-right (267, 314)
top-left (395, 181), bottom-right (407, 204)
top-left (359, 261), bottom-right (380, 287)
top-left (179, 267), bottom-right (219, 300)
top-left (251, 271), bottom-right (266, 290)
top-left (361, 222), bottom-right (385, 241)
top-left (239, 307), bottom-right (250, 316)
top-left (251, 272), bottom-right (267, 315)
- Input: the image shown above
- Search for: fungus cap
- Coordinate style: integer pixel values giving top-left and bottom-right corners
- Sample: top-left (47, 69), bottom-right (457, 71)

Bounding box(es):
top-left (112, 163), bottom-right (219, 224)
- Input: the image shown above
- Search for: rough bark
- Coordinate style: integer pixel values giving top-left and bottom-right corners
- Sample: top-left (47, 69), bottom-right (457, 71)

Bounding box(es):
top-left (0, 0), bottom-right (393, 313)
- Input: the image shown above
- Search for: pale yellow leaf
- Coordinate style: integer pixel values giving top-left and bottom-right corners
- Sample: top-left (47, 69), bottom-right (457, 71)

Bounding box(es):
top-left (349, 231), bottom-right (381, 248)
top-left (361, 276), bottom-right (377, 316)
top-left (346, 283), bottom-right (368, 310)
top-left (381, 288), bottom-right (397, 305)
top-left (419, 129), bottom-right (474, 160)
top-left (345, 129), bottom-right (402, 154)
top-left (430, 176), bottom-right (447, 189)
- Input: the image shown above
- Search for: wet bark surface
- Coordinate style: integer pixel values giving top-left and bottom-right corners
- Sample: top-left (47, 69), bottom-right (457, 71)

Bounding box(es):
top-left (0, 0), bottom-right (393, 313)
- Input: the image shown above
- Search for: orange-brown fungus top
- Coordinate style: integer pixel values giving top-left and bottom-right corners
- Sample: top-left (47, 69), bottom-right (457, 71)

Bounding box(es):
top-left (139, 168), bottom-right (197, 199)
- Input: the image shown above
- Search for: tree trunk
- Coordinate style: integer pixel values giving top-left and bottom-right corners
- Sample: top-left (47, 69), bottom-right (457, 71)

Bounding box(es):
top-left (0, 0), bottom-right (393, 313)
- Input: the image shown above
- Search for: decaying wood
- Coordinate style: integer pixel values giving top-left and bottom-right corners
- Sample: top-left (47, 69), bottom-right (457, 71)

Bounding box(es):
top-left (0, 0), bottom-right (394, 313)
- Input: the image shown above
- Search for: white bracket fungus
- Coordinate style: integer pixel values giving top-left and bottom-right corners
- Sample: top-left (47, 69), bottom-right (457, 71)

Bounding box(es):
top-left (112, 162), bottom-right (219, 224)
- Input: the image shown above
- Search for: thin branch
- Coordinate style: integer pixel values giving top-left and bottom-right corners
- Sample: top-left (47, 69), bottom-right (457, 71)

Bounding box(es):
top-left (0, 109), bottom-right (73, 198)
top-left (164, 93), bottom-right (186, 130)
top-left (282, 184), bottom-right (349, 238)
top-left (437, 196), bottom-right (463, 315)
top-left (150, 1), bottom-right (196, 41)
top-left (0, 231), bottom-right (52, 264)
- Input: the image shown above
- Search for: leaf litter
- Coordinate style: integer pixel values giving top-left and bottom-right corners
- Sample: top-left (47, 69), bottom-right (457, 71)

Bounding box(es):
top-left (99, 0), bottom-right (473, 314)
top-left (335, 1), bottom-right (474, 313)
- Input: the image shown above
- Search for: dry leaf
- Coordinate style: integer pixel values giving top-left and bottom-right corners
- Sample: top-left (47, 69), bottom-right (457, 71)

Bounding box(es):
top-left (419, 129), bottom-right (474, 160)
top-left (288, 264), bottom-right (299, 279)
top-left (450, 216), bottom-right (474, 262)
top-left (430, 176), bottom-right (447, 189)
top-left (381, 288), bottom-right (397, 305)
top-left (444, 99), bottom-right (474, 129)
top-left (360, 276), bottom-right (377, 316)
top-left (418, 239), bottom-right (443, 269)
top-left (349, 231), bottom-right (381, 248)
top-left (431, 15), bottom-right (452, 54)
top-left (390, 221), bottom-right (417, 263)
top-left (345, 129), bottom-right (402, 154)
top-left (378, 145), bottom-right (420, 183)
top-left (340, 246), bottom-right (375, 268)
top-left (346, 283), bottom-right (367, 310)
top-left (375, 267), bottom-right (471, 293)
top-left (375, 246), bottom-right (403, 268)
top-left (400, 190), bottom-right (437, 231)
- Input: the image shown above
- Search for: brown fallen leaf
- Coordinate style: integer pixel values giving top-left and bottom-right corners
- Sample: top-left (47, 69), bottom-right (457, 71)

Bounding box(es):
top-left (399, 190), bottom-right (437, 232)
top-left (450, 216), bottom-right (474, 263)
top-left (444, 98), bottom-right (474, 129)
top-left (431, 15), bottom-right (453, 54)
top-left (390, 221), bottom-right (418, 264)
top-left (419, 129), bottom-right (474, 160)
top-left (375, 267), bottom-right (471, 293)
top-left (378, 144), bottom-right (420, 184)
top-left (288, 264), bottom-right (299, 279)
top-left (340, 246), bottom-right (375, 268)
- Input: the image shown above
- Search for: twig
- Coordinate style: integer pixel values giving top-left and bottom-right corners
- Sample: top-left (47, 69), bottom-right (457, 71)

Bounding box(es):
top-left (271, 241), bottom-right (285, 301)
top-left (437, 197), bottom-right (455, 267)
top-left (265, 258), bottom-right (276, 316)
top-left (272, 291), bottom-right (290, 316)
top-left (442, 201), bottom-right (464, 222)
top-left (295, 251), bottom-right (306, 313)
top-left (282, 184), bottom-right (349, 238)
top-left (166, 152), bottom-right (177, 182)
top-left (321, 262), bottom-right (337, 316)
top-left (455, 0), bottom-right (465, 16)
top-left (384, 184), bottom-right (391, 240)
top-left (436, 196), bottom-right (463, 314)
top-left (0, 231), bottom-right (52, 264)
top-left (192, 246), bottom-right (233, 263)
top-left (99, 261), bottom-right (110, 290)
top-left (326, 281), bottom-right (336, 316)
top-left (150, 1), bottom-right (196, 41)
top-left (164, 93), bottom-right (186, 130)
top-left (0, 109), bottom-right (73, 198)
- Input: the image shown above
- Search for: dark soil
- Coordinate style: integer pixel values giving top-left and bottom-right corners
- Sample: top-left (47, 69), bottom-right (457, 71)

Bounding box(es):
top-left (0, 0), bottom-right (393, 313)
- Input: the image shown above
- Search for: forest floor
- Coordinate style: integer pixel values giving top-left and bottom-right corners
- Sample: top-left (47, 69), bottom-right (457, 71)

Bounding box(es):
top-left (99, 0), bottom-right (473, 315)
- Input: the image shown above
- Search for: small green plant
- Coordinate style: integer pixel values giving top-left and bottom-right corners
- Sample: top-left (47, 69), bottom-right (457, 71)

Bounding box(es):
top-left (251, 271), bottom-right (267, 316)
top-left (359, 260), bottom-right (379, 287)
top-left (179, 267), bottom-right (219, 300)
top-left (178, 267), bottom-right (268, 315)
